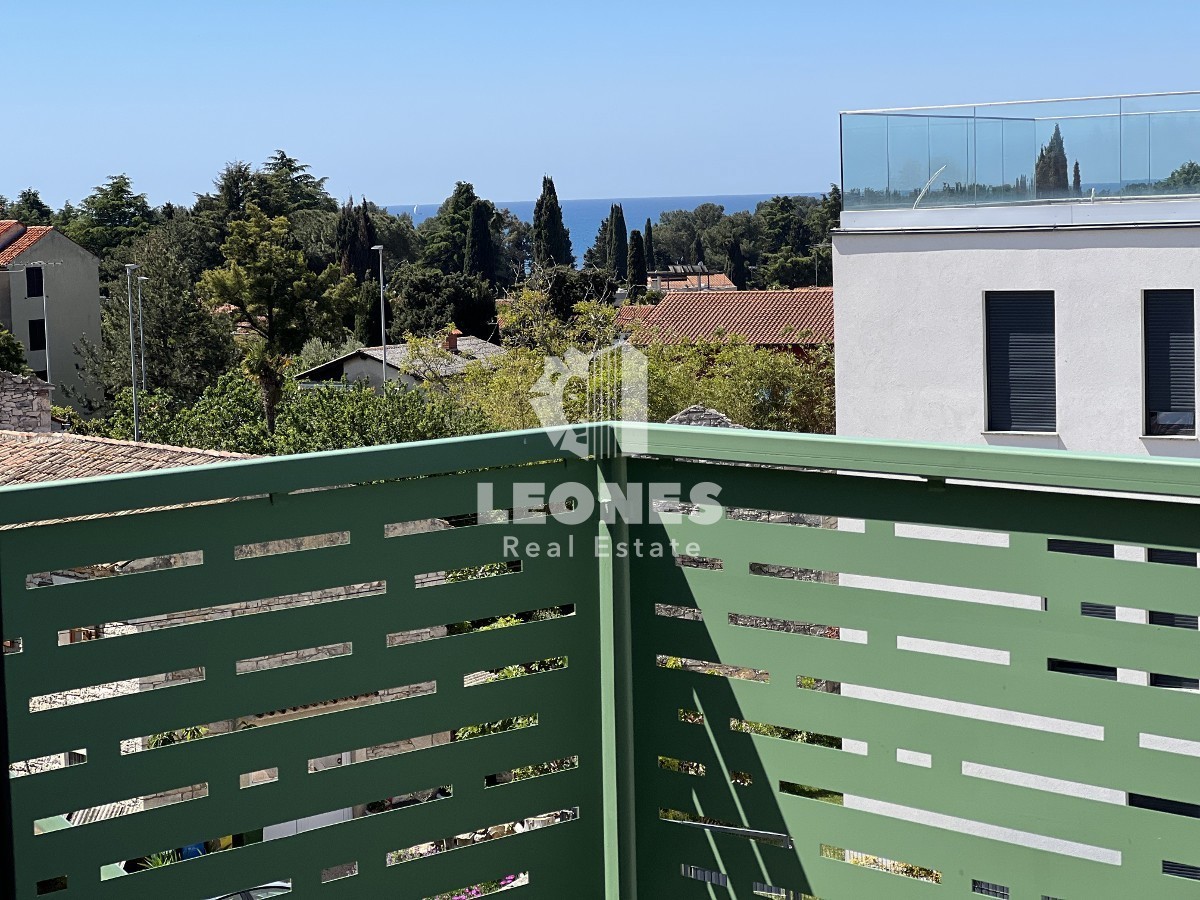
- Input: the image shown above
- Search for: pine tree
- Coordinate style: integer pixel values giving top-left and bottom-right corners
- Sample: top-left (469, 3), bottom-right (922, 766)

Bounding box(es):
top-left (463, 199), bottom-right (497, 283)
top-left (584, 213), bottom-right (612, 269)
top-left (644, 218), bottom-right (655, 271)
top-left (692, 234), bottom-right (705, 265)
top-left (607, 204), bottom-right (628, 280)
top-left (627, 230), bottom-right (647, 297)
top-left (1072, 160), bottom-right (1082, 197)
top-left (726, 239), bottom-right (749, 290)
top-left (1035, 124), bottom-right (1070, 198)
top-left (533, 176), bottom-right (574, 268)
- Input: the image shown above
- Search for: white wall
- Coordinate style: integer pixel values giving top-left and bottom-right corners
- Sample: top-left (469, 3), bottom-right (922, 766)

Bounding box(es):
top-left (833, 224), bottom-right (1200, 457)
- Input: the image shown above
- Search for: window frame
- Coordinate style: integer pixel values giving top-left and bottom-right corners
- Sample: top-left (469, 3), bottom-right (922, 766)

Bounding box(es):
top-left (1142, 289), bottom-right (1196, 438)
top-left (983, 291), bottom-right (1057, 433)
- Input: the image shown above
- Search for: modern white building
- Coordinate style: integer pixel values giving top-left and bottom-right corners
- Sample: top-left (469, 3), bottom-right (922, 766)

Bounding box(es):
top-left (834, 92), bottom-right (1200, 459)
top-left (0, 221), bottom-right (101, 407)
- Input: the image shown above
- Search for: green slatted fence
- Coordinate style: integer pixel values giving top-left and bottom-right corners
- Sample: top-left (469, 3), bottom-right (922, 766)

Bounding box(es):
top-left (5, 423), bottom-right (1200, 899)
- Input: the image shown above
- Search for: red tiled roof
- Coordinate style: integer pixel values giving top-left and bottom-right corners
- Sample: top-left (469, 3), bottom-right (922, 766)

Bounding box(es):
top-left (632, 288), bottom-right (834, 346)
top-left (0, 226), bottom-right (53, 266)
top-left (615, 304), bottom-right (654, 327)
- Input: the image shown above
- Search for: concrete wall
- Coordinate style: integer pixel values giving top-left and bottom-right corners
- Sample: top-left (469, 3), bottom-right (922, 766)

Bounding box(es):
top-left (0, 231), bottom-right (100, 408)
top-left (833, 223), bottom-right (1200, 457)
top-left (339, 355), bottom-right (417, 389)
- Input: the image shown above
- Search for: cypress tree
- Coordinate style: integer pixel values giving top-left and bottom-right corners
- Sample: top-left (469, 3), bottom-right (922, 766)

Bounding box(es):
top-left (335, 196), bottom-right (378, 281)
top-left (644, 218), bottom-right (655, 271)
top-left (464, 199), bottom-right (497, 283)
top-left (691, 234), bottom-right (705, 265)
top-left (627, 230), bottom-right (647, 296)
top-left (533, 176), bottom-right (574, 268)
top-left (1035, 124), bottom-right (1069, 198)
top-left (607, 204), bottom-right (628, 280)
top-left (584, 213), bottom-right (612, 269)
top-left (726, 239), bottom-right (748, 290)
top-left (1072, 160), bottom-right (1082, 196)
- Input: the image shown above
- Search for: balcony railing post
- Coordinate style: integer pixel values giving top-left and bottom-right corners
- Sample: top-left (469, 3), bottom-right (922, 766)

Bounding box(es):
top-left (597, 446), bottom-right (638, 899)
top-left (0, 543), bottom-right (16, 900)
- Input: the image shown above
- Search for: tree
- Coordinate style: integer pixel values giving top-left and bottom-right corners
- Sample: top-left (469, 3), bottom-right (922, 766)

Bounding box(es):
top-left (583, 212), bottom-right (612, 269)
top-left (3, 189), bottom-right (54, 225)
top-left (336, 197), bottom-right (379, 282)
top-left (644, 218), bottom-right (655, 271)
top-left (1072, 160), bottom-right (1082, 197)
top-left (627, 230), bottom-right (647, 298)
top-left (691, 234), bottom-right (705, 265)
top-left (388, 265), bottom-right (494, 339)
top-left (198, 203), bottom-right (356, 431)
top-left (1035, 124), bottom-right (1069, 198)
top-left (65, 174), bottom-right (156, 259)
top-left (74, 224), bottom-right (237, 408)
top-left (492, 208), bottom-right (532, 285)
top-left (254, 150), bottom-right (336, 217)
top-left (419, 182), bottom-right (478, 274)
top-left (463, 199), bottom-right (497, 283)
top-left (607, 204), bottom-right (628, 280)
top-left (726, 239), bottom-right (749, 290)
top-left (525, 265), bottom-right (616, 319)
top-left (1161, 160), bottom-right (1200, 190)
top-left (532, 176), bottom-right (574, 268)
top-left (0, 328), bottom-right (30, 375)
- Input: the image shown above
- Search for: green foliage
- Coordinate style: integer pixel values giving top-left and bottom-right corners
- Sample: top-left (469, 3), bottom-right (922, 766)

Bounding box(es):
top-left (1161, 160), bottom-right (1200, 189)
top-left (583, 211), bottom-right (612, 269)
top-left (419, 181), bottom-right (478, 273)
top-left (292, 335), bottom-right (362, 374)
top-left (73, 224), bottom-right (237, 409)
top-left (726, 238), bottom-right (749, 289)
top-left (1035, 124), bottom-right (1070, 197)
top-left (0, 328), bottom-right (30, 375)
top-left (627, 229), bottom-right (647, 297)
top-left (64, 174), bottom-right (156, 260)
top-left (388, 265), bottom-right (494, 338)
top-left (335, 196), bottom-right (379, 282)
top-left (1073, 160), bottom-right (1082, 196)
top-left (0, 188), bottom-right (55, 225)
top-left (148, 724), bottom-right (209, 749)
top-left (525, 265), bottom-right (616, 319)
top-left (254, 150), bottom-right (337, 217)
top-left (644, 218), bottom-right (655, 270)
top-left (691, 233), bottom-right (704, 265)
top-left (463, 199), bottom-right (497, 283)
top-left (607, 204), bottom-right (628, 280)
top-left (532, 176), bottom-right (574, 268)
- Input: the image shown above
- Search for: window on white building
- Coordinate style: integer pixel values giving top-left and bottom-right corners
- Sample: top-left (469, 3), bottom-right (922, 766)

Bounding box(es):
top-left (985, 292), bottom-right (1056, 432)
top-left (28, 318), bottom-right (46, 353)
top-left (25, 265), bottom-right (43, 299)
top-left (1144, 289), bottom-right (1195, 436)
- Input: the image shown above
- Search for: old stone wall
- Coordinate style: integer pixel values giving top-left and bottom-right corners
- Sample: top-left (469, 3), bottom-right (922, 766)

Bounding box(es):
top-left (0, 371), bottom-right (51, 432)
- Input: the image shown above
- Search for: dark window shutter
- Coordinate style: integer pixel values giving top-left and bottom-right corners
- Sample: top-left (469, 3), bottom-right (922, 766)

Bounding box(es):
top-left (1149, 610), bottom-right (1199, 630)
top-left (28, 318), bottom-right (45, 352)
top-left (25, 265), bottom-right (43, 298)
top-left (1145, 290), bottom-right (1195, 435)
top-left (1048, 658), bottom-right (1118, 680)
top-left (986, 292), bottom-right (1055, 431)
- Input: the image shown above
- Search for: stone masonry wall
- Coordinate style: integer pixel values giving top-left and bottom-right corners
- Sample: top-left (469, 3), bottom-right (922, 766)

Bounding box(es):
top-left (0, 372), bottom-right (52, 432)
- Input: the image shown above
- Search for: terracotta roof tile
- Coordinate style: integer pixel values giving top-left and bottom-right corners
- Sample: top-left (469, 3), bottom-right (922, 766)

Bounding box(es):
top-left (615, 304), bottom-right (654, 327)
top-left (0, 430), bottom-right (254, 486)
top-left (632, 289), bottom-right (834, 346)
top-left (0, 225), bottom-right (53, 266)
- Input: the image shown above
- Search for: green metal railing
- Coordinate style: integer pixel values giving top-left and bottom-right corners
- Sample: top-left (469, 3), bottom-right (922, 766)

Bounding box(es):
top-left (4, 423), bottom-right (1200, 898)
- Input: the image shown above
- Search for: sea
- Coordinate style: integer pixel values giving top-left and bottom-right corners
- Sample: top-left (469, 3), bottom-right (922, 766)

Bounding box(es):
top-left (386, 192), bottom-right (822, 255)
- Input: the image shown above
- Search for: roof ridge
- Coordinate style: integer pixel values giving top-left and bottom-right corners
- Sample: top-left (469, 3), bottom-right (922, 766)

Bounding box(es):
top-left (0, 429), bottom-right (255, 459)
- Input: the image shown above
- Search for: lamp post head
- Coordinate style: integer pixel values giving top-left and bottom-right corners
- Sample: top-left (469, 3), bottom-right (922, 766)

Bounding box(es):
top-left (137, 276), bottom-right (149, 282)
top-left (125, 263), bottom-right (141, 272)
top-left (371, 244), bottom-right (384, 252)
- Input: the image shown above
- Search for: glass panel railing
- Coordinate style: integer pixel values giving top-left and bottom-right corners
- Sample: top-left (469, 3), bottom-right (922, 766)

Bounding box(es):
top-left (842, 92), bottom-right (1200, 210)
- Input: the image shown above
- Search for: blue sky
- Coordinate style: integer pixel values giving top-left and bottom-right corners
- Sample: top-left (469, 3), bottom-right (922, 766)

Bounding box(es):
top-left (5, 0), bottom-right (1196, 208)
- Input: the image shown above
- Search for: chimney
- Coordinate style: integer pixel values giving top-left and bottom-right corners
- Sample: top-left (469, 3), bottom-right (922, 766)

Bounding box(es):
top-left (444, 328), bottom-right (462, 353)
top-left (0, 372), bottom-right (53, 432)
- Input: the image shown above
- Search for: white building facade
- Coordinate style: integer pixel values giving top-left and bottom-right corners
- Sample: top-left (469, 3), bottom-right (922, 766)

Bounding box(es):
top-left (834, 94), bottom-right (1200, 459)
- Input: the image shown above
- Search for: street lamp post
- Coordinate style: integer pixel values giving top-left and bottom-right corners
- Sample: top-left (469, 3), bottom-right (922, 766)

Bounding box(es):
top-left (371, 244), bottom-right (386, 385)
top-left (124, 263), bottom-right (141, 440)
top-left (136, 276), bottom-right (149, 391)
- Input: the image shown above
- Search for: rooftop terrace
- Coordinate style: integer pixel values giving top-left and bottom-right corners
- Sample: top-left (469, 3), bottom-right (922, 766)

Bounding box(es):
top-left (841, 91), bottom-right (1200, 217)
top-left (4, 423), bottom-right (1200, 898)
